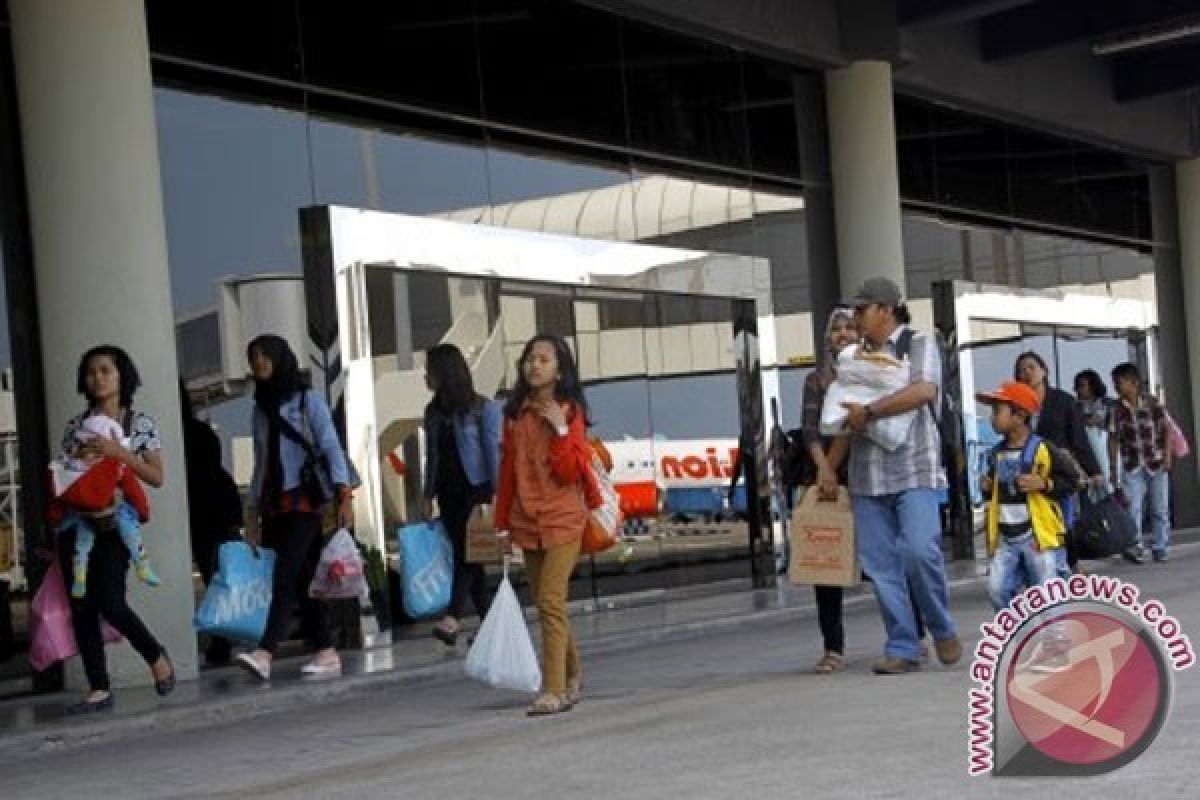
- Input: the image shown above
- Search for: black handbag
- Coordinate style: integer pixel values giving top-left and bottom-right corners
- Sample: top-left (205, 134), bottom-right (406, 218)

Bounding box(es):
top-left (1072, 488), bottom-right (1137, 559)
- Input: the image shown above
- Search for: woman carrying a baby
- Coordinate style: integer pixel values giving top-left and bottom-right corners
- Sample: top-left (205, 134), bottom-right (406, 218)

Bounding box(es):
top-left (51, 345), bottom-right (175, 713)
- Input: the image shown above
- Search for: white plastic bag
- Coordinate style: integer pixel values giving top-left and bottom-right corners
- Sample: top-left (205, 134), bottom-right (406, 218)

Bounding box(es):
top-left (819, 345), bottom-right (918, 451)
top-left (309, 527), bottom-right (369, 600)
top-left (464, 565), bottom-right (541, 693)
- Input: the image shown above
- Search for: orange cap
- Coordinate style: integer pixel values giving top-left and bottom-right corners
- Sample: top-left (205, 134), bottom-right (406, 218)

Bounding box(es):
top-left (976, 381), bottom-right (1040, 416)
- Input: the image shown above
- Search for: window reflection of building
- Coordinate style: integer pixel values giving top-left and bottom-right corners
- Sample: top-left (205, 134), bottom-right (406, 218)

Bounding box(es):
top-left (142, 0), bottom-right (1168, 629)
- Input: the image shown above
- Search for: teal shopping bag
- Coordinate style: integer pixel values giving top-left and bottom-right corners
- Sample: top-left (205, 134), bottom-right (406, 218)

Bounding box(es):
top-left (398, 520), bottom-right (453, 619)
top-left (193, 541), bottom-right (276, 643)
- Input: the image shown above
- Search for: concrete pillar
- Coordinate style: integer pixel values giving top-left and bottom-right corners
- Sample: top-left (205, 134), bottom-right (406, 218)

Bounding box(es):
top-left (824, 61), bottom-right (906, 295)
top-left (9, 0), bottom-right (196, 685)
top-left (1175, 160), bottom-right (1200, 514)
top-left (1150, 166), bottom-right (1200, 526)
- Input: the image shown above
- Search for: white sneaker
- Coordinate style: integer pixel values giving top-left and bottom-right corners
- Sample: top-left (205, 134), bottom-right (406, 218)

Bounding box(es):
top-left (301, 658), bottom-right (342, 676)
top-left (235, 652), bottom-right (270, 681)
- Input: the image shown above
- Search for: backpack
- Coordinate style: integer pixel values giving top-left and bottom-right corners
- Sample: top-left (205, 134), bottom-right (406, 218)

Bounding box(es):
top-left (895, 328), bottom-right (962, 477)
top-left (987, 433), bottom-right (1044, 491)
top-left (987, 434), bottom-right (1080, 508)
top-left (780, 427), bottom-right (814, 490)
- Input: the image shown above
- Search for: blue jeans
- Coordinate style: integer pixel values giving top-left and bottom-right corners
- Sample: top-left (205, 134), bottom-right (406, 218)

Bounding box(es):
top-left (853, 488), bottom-right (957, 661)
top-left (987, 533), bottom-right (1059, 611)
top-left (1123, 467), bottom-right (1170, 556)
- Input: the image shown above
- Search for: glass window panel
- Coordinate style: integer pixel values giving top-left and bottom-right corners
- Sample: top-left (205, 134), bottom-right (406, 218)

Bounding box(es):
top-left (475, 0), bottom-right (627, 147)
top-left (620, 20), bottom-right (750, 171)
top-left (157, 89), bottom-right (313, 308)
top-left (1056, 334), bottom-right (1132, 398)
top-left (147, 0), bottom-right (303, 82)
top-left (299, 0), bottom-right (484, 120)
top-left (895, 96), bottom-right (937, 205)
top-left (742, 61), bottom-right (801, 182)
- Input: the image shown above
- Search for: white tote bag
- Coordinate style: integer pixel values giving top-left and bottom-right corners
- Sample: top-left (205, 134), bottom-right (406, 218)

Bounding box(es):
top-left (464, 561), bottom-right (542, 693)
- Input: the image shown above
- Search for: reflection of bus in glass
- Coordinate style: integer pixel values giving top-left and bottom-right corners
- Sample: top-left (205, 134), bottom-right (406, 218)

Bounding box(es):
top-left (606, 437), bottom-right (747, 526)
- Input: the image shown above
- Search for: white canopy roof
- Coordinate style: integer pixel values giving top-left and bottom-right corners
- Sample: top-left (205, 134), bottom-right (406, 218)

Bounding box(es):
top-left (435, 174), bottom-right (803, 241)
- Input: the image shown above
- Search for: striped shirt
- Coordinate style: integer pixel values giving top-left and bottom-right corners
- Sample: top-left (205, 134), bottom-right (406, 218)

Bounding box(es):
top-left (993, 447), bottom-right (1032, 538)
top-left (847, 326), bottom-right (947, 496)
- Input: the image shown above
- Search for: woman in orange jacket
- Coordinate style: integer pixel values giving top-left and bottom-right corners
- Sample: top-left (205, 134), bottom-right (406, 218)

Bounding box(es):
top-left (495, 334), bottom-right (600, 716)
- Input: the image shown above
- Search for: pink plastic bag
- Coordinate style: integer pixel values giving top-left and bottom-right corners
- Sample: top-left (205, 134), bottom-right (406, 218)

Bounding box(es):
top-left (1166, 410), bottom-right (1191, 459)
top-left (28, 560), bottom-right (121, 671)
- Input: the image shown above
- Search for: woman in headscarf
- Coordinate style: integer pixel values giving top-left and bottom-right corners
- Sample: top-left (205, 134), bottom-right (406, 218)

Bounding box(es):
top-left (235, 335), bottom-right (354, 681)
top-left (801, 307), bottom-right (859, 673)
top-left (802, 307), bottom-right (928, 673)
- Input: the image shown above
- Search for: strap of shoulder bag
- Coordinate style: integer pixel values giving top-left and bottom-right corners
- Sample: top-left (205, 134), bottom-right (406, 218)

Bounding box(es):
top-left (275, 390), bottom-right (320, 462)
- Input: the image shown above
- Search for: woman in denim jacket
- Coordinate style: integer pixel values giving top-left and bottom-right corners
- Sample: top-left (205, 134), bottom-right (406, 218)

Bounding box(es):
top-left (421, 344), bottom-right (502, 645)
top-left (236, 334), bottom-right (353, 681)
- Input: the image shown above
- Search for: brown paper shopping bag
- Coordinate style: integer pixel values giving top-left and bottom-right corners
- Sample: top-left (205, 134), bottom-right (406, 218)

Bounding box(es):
top-left (465, 504), bottom-right (500, 564)
top-left (789, 486), bottom-right (858, 587)
top-left (462, 505), bottom-right (524, 566)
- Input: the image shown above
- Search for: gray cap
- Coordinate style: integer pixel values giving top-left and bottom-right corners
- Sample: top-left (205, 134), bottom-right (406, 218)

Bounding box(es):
top-left (844, 277), bottom-right (903, 308)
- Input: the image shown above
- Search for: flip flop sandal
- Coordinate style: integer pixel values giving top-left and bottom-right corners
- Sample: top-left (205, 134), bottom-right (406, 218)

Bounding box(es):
top-left (527, 692), bottom-right (571, 716)
top-left (814, 652), bottom-right (847, 674)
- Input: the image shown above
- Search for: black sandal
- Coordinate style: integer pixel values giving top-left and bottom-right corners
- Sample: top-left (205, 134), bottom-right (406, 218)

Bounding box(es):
top-left (153, 652), bottom-right (177, 697)
top-left (66, 693), bottom-right (114, 715)
top-left (432, 624), bottom-right (458, 647)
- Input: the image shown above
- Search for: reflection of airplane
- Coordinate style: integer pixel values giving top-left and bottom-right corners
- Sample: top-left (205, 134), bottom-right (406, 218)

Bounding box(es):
top-left (605, 438), bottom-right (745, 523)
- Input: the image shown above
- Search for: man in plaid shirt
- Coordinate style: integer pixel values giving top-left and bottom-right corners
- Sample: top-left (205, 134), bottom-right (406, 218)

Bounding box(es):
top-left (822, 278), bottom-right (961, 675)
top-left (1108, 362), bottom-right (1172, 563)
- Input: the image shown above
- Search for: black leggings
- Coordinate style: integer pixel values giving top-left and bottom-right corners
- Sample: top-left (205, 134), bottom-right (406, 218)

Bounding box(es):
top-left (815, 579), bottom-right (927, 656)
top-left (814, 585), bottom-right (845, 654)
top-left (440, 491), bottom-right (492, 621)
top-left (259, 512), bottom-right (331, 653)
top-left (58, 527), bottom-right (164, 692)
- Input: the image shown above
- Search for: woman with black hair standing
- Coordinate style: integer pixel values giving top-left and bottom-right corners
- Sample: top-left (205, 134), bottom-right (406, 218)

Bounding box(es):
top-left (421, 343), bottom-right (502, 646)
top-left (57, 345), bottom-right (175, 713)
top-left (180, 381), bottom-right (243, 666)
top-left (1075, 369), bottom-right (1116, 482)
top-left (494, 334), bottom-right (600, 716)
top-left (236, 334), bottom-right (354, 681)
top-left (1014, 351), bottom-right (1102, 575)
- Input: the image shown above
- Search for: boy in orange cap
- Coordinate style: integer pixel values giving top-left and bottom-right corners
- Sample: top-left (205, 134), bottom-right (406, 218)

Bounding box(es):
top-left (977, 382), bottom-right (1079, 612)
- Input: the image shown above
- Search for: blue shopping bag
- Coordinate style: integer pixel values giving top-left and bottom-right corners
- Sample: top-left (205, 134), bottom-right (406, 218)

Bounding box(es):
top-left (398, 520), bottom-right (453, 619)
top-left (193, 541), bottom-right (276, 643)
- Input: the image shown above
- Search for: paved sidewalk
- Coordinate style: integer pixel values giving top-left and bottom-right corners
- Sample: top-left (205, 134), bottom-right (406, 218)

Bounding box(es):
top-left (0, 556), bottom-right (983, 759)
top-left (3, 543), bottom-right (1199, 799)
top-left (1, 530), bottom-right (1195, 762)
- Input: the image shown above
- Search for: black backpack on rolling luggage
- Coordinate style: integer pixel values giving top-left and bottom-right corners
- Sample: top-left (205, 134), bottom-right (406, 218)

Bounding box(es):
top-left (1073, 488), bottom-right (1138, 559)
